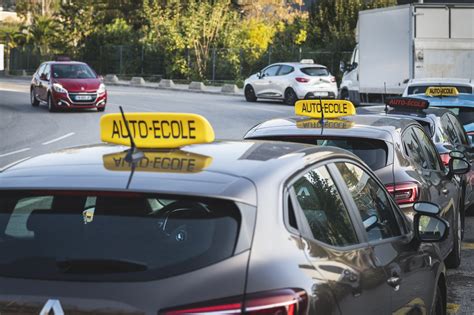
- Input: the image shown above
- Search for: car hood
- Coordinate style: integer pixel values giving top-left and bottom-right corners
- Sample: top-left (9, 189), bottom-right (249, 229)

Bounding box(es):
top-left (53, 78), bottom-right (101, 93)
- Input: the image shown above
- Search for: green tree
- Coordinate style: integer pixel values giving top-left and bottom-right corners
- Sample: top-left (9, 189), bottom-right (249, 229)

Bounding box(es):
top-left (20, 14), bottom-right (60, 57)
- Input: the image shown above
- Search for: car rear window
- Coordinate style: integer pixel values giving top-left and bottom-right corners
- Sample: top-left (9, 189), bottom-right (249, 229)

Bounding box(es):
top-left (258, 136), bottom-right (388, 170)
top-left (407, 85), bottom-right (473, 95)
top-left (300, 67), bottom-right (329, 76)
top-left (0, 191), bottom-right (241, 281)
top-left (52, 64), bottom-right (96, 79)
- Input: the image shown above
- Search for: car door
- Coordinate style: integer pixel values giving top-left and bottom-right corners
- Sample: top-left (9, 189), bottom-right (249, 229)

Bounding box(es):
top-left (253, 65), bottom-right (281, 98)
top-left (289, 164), bottom-right (391, 315)
top-left (273, 65), bottom-right (294, 96)
top-left (411, 126), bottom-right (459, 259)
top-left (334, 161), bottom-right (436, 314)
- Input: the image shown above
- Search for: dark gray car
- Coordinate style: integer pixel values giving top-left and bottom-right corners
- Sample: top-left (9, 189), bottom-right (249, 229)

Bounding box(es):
top-left (0, 141), bottom-right (448, 314)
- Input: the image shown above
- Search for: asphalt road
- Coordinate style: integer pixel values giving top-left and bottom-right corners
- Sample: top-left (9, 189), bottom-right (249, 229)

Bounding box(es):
top-left (0, 78), bottom-right (293, 168)
top-left (0, 78), bottom-right (473, 314)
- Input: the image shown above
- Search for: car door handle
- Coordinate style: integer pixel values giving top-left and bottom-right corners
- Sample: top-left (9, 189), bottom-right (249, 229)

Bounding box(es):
top-left (442, 188), bottom-right (449, 195)
top-left (387, 276), bottom-right (401, 290)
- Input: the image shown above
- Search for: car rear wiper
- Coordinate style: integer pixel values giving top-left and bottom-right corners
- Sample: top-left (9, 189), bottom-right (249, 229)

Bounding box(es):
top-left (56, 258), bottom-right (148, 274)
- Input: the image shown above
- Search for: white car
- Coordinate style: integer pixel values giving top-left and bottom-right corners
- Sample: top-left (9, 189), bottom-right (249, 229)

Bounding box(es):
top-left (244, 60), bottom-right (338, 105)
top-left (402, 78), bottom-right (474, 96)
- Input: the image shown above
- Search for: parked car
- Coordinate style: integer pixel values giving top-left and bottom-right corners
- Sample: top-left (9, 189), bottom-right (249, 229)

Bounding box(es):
top-left (244, 99), bottom-right (470, 269)
top-left (30, 61), bottom-right (107, 112)
top-left (402, 78), bottom-right (474, 97)
top-left (244, 60), bottom-right (337, 105)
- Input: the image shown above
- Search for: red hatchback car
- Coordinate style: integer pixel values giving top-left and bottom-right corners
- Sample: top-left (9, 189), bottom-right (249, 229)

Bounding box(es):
top-left (30, 61), bottom-right (107, 112)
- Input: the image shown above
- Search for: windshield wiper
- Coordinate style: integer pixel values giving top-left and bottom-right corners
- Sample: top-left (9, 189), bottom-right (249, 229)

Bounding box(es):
top-left (56, 258), bottom-right (148, 274)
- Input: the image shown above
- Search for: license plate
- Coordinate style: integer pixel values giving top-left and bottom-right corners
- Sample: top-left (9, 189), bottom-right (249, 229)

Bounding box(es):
top-left (313, 91), bottom-right (329, 97)
top-left (75, 95), bottom-right (92, 100)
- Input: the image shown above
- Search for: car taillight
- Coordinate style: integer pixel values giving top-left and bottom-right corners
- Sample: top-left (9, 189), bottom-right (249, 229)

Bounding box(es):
top-left (439, 153), bottom-right (451, 167)
top-left (330, 76), bottom-right (336, 83)
top-left (161, 288), bottom-right (308, 315)
top-left (295, 77), bottom-right (310, 83)
top-left (385, 182), bottom-right (419, 205)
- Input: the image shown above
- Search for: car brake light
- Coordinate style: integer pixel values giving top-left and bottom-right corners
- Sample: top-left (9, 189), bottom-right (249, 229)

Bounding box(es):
top-left (161, 288), bottom-right (308, 315)
top-left (295, 77), bottom-right (310, 83)
top-left (439, 153), bottom-right (450, 167)
top-left (385, 182), bottom-right (419, 205)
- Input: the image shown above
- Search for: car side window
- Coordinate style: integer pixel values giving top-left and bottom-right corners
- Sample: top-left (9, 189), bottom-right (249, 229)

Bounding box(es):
top-left (402, 128), bottom-right (426, 169)
top-left (262, 65), bottom-right (280, 77)
top-left (278, 65), bottom-right (294, 76)
top-left (448, 114), bottom-right (469, 145)
top-left (43, 64), bottom-right (51, 80)
top-left (292, 165), bottom-right (359, 247)
top-left (37, 64), bottom-right (46, 76)
top-left (412, 127), bottom-right (442, 171)
top-left (441, 114), bottom-right (461, 146)
top-left (335, 162), bottom-right (402, 242)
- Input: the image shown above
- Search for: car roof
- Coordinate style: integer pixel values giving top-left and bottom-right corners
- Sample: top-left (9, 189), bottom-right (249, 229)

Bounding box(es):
top-left (0, 141), bottom-right (356, 206)
top-left (45, 61), bottom-right (87, 65)
top-left (408, 78), bottom-right (473, 86)
top-left (271, 62), bottom-right (327, 68)
top-left (360, 105), bottom-right (453, 120)
top-left (410, 94), bottom-right (474, 108)
top-left (244, 114), bottom-right (418, 143)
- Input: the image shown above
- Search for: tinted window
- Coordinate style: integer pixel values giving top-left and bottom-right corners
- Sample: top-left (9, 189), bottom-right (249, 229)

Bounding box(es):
top-left (0, 191), bottom-right (241, 281)
top-left (402, 128), bottom-right (427, 170)
top-left (448, 114), bottom-right (469, 145)
top-left (293, 166), bottom-right (358, 247)
top-left (448, 107), bottom-right (474, 127)
top-left (412, 127), bottom-right (442, 171)
top-left (52, 64), bottom-right (96, 79)
top-left (407, 85), bottom-right (473, 95)
top-left (278, 65), bottom-right (294, 76)
top-left (300, 67), bottom-right (329, 76)
top-left (336, 162), bottom-right (401, 241)
top-left (263, 136), bottom-right (388, 171)
top-left (262, 65), bottom-right (280, 77)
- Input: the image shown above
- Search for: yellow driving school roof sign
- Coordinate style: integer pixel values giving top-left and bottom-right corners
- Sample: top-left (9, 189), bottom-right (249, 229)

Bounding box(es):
top-left (100, 112), bottom-right (215, 149)
top-left (425, 86), bottom-right (459, 97)
top-left (295, 99), bottom-right (356, 119)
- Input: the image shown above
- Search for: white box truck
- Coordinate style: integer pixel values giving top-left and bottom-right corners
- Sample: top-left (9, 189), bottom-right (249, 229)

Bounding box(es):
top-left (339, 3), bottom-right (474, 104)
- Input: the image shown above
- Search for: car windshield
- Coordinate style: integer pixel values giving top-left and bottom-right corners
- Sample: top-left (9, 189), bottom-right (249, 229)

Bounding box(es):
top-left (257, 136), bottom-right (388, 170)
top-left (300, 67), bottom-right (329, 76)
top-left (0, 191), bottom-right (241, 281)
top-left (407, 85), bottom-right (473, 95)
top-left (52, 64), bottom-right (96, 79)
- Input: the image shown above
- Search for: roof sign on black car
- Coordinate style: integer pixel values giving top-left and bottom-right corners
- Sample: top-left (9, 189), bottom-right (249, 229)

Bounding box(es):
top-left (386, 97), bottom-right (430, 110)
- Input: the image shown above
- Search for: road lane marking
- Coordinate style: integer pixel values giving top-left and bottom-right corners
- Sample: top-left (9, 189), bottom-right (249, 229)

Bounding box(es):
top-left (461, 242), bottom-right (474, 250)
top-left (0, 148), bottom-right (31, 158)
top-left (447, 303), bottom-right (460, 314)
top-left (42, 132), bottom-right (75, 145)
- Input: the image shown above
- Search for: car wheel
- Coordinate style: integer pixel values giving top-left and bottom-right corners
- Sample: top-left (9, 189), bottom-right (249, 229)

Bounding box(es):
top-left (47, 93), bottom-right (56, 112)
top-left (97, 107), bottom-right (105, 112)
top-left (244, 85), bottom-right (257, 102)
top-left (340, 89), bottom-right (350, 100)
top-left (445, 210), bottom-right (461, 269)
top-left (284, 88), bottom-right (298, 106)
top-left (432, 283), bottom-right (446, 315)
top-left (30, 88), bottom-right (39, 106)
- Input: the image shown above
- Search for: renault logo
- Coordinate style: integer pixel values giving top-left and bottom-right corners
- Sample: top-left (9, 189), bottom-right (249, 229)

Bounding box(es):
top-left (40, 299), bottom-right (64, 315)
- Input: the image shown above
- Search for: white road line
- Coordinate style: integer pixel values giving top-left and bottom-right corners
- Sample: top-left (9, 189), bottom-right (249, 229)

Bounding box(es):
top-left (0, 148), bottom-right (31, 158)
top-left (42, 132), bottom-right (75, 145)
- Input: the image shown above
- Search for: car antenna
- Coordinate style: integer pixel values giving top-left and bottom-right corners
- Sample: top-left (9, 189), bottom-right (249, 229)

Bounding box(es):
top-left (319, 96), bottom-right (325, 135)
top-left (119, 106), bottom-right (144, 163)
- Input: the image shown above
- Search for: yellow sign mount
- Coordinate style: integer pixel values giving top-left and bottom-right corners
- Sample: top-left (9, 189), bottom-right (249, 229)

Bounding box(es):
top-left (425, 86), bottom-right (459, 97)
top-left (295, 99), bottom-right (356, 119)
top-left (100, 112), bottom-right (215, 149)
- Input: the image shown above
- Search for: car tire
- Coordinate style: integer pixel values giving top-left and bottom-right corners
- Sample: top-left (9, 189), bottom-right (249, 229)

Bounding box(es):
top-left (340, 89), bottom-right (350, 101)
top-left (284, 88), bottom-right (298, 106)
top-left (30, 88), bottom-right (39, 107)
top-left (432, 283), bottom-right (446, 315)
top-left (244, 85), bottom-right (257, 102)
top-left (445, 210), bottom-right (461, 269)
top-left (47, 93), bottom-right (56, 113)
top-left (97, 107), bottom-right (105, 112)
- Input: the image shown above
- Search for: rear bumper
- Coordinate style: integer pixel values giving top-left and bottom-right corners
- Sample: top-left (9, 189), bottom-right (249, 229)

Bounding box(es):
top-left (51, 91), bottom-right (107, 109)
top-left (293, 85), bottom-right (338, 99)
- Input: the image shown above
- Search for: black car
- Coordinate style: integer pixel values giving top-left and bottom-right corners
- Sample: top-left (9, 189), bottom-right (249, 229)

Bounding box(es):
top-left (360, 98), bottom-right (474, 231)
top-left (244, 100), bottom-right (470, 269)
top-left (0, 112), bottom-right (449, 314)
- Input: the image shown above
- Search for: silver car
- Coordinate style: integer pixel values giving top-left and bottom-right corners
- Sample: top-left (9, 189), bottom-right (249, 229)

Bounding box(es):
top-left (244, 60), bottom-right (338, 105)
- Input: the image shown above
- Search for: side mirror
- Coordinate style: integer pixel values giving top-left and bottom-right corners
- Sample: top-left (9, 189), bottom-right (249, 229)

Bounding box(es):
top-left (362, 215), bottom-right (378, 231)
top-left (414, 214), bottom-right (449, 242)
top-left (351, 62), bottom-right (358, 70)
top-left (257, 71), bottom-right (264, 79)
top-left (339, 61), bottom-right (346, 73)
top-left (98, 75), bottom-right (104, 81)
top-left (40, 73), bottom-right (47, 81)
top-left (413, 201), bottom-right (440, 215)
top-left (449, 154), bottom-right (470, 175)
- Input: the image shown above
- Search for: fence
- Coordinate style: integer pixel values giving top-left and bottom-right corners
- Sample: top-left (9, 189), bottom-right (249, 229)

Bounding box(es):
top-left (5, 45), bottom-right (352, 84)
